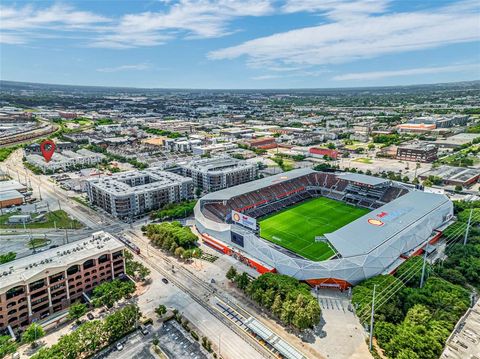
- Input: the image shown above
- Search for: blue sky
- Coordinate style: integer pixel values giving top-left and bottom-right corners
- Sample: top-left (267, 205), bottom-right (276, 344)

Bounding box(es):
top-left (1, 0), bottom-right (479, 89)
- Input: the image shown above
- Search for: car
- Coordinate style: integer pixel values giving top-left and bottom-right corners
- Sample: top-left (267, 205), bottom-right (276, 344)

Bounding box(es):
top-left (87, 313), bottom-right (95, 320)
top-left (139, 326), bottom-right (149, 336)
top-left (162, 278), bottom-right (169, 284)
top-left (115, 342), bottom-right (124, 351)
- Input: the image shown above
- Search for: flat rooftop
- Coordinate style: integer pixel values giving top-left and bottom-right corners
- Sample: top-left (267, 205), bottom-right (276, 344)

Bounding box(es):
top-left (0, 231), bottom-right (124, 291)
top-left (182, 156), bottom-right (252, 172)
top-left (0, 180), bottom-right (27, 192)
top-left (324, 190), bottom-right (450, 258)
top-left (337, 172), bottom-right (390, 187)
top-left (201, 167), bottom-right (314, 201)
top-left (0, 190), bottom-right (24, 201)
top-left (87, 167), bottom-right (191, 195)
top-left (421, 165), bottom-right (480, 183)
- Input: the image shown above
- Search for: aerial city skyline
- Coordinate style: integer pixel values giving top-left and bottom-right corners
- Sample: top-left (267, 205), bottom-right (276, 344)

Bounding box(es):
top-left (1, 1), bottom-right (480, 359)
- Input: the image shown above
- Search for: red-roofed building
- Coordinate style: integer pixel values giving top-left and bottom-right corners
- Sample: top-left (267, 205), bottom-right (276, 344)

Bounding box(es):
top-left (309, 147), bottom-right (338, 160)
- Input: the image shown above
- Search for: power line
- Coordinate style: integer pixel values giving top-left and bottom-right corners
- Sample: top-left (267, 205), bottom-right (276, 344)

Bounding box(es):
top-left (355, 215), bottom-right (480, 321)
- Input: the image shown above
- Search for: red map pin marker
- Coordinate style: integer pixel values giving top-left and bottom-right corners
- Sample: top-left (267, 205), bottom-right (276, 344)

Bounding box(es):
top-left (40, 140), bottom-right (56, 162)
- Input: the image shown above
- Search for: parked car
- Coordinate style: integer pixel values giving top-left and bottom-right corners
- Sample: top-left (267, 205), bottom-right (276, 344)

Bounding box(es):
top-left (87, 313), bottom-right (95, 320)
top-left (115, 342), bottom-right (124, 351)
top-left (162, 278), bottom-right (169, 284)
top-left (140, 326), bottom-right (149, 336)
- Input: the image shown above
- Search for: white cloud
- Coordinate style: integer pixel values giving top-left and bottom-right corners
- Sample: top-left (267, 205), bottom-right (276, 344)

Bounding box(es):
top-left (96, 64), bottom-right (151, 73)
top-left (333, 64), bottom-right (480, 81)
top-left (282, 0), bottom-right (389, 20)
top-left (0, 4), bottom-right (110, 44)
top-left (91, 0), bottom-right (274, 48)
top-left (1, 1), bottom-right (274, 48)
top-left (209, 1), bottom-right (480, 68)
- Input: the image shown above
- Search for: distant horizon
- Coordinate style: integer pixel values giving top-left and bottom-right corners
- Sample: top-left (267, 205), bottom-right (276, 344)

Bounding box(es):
top-left (2, 78), bottom-right (479, 92)
top-left (2, 1), bottom-right (479, 88)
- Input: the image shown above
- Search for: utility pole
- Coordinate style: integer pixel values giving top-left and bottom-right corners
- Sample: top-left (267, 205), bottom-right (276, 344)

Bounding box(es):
top-left (58, 200), bottom-right (62, 211)
top-left (464, 208), bottom-right (473, 245)
top-left (37, 185), bottom-right (42, 201)
top-left (369, 284), bottom-right (377, 352)
top-left (65, 228), bottom-right (69, 244)
top-left (420, 244), bottom-right (428, 288)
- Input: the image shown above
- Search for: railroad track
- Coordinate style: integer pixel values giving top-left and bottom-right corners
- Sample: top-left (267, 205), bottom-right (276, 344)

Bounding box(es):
top-left (139, 250), bottom-right (273, 358)
top-left (128, 238), bottom-right (272, 359)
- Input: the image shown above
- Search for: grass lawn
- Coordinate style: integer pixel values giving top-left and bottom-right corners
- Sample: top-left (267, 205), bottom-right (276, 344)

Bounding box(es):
top-left (27, 238), bottom-right (50, 249)
top-left (354, 157), bottom-right (373, 164)
top-left (259, 197), bottom-right (370, 261)
top-left (0, 210), bottom-right (83, 229)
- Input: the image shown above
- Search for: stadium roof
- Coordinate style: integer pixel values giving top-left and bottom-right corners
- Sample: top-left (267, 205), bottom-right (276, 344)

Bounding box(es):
top-left (201, 167), bottom-right (315, 201)
top-left (337, 173), bottom-right (390, 187)
top-left (324, 191), bottom-right (450, 258)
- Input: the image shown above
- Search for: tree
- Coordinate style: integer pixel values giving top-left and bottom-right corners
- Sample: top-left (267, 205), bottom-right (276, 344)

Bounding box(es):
top-left (92, 279), bottom-right (135, 308)
top-left (0, 252), bottom-right (16, 264)
top-left (174, 246), bottom-right (185, 258)
top-left (235, 272), bottom-right (250, 290)
top-left (326, 142), bottom-right (336, 149)
top-left (68, 302), bottom-right (87, 321)
top-left (0, 335), bottom-right (18, 358)
top-left (155, 304), bottom-right (167, 317)
top-left (368, 143), bottom-right (375, 151)
top-left (226, 266), bottom-right (237, 281)
top-left (22, 323), bottom-right (45, 346)
top-left (137, 266), bottom-right (151, 281)
top-left (455, 185), bottom-right (463, 192)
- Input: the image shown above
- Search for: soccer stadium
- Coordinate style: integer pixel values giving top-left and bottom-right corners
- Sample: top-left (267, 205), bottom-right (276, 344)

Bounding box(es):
top-left (194, 168), bottom-right (454, 289)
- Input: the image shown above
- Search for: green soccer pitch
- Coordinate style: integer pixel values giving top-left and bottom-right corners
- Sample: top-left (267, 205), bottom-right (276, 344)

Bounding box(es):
top-left (258, 197), bottom-right (370, 261)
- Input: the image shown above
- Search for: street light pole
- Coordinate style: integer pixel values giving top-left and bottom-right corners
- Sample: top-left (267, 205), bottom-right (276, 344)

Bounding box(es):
top-left (420, 244), bottom-right (428, 288)
top-left (464, 208), bottom-right (473, 246)
top-left (369, 284), bottom-right (377, 352)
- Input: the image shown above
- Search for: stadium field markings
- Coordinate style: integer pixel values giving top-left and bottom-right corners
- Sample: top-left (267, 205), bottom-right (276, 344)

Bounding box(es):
top-left (258, 197), bottom-right (369, 261)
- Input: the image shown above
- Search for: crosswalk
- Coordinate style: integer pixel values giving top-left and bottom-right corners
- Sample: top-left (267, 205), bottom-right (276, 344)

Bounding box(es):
top-left (317, 296), bottom-right (353, 313)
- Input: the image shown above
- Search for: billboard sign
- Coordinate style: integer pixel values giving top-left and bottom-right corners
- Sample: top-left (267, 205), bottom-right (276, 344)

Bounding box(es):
top-left (231, 210), bottom-right (257, 230)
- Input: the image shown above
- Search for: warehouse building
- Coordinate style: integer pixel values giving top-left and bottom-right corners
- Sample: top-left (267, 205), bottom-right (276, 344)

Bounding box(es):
top-left (419, 165), bottom-right (480, 187)
top-left (0, 190), bottom-right (24, 208)
top-left (179, 156), bottom-right (257, 192)
top-left (0, 231), bottom-right (125, 331)
top-left (85, 168), bottom-right (193, 219)
top-left (396, 142), bottom-right (438, 162)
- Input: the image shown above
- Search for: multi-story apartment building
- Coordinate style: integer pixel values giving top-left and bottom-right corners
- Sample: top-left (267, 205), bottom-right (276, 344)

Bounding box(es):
top-left (25, 148), bottom-right (105, 173)
top-left (396, 142), bottom-right (438, 162)
top-left (85, 168), bottom-right (193, 219)
top-left (0, 232), bottom-right (125, 331)
top-left (179, 156), bottom-right (257, 192)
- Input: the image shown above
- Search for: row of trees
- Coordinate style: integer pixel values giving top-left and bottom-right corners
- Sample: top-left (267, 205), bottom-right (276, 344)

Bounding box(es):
top-left (92, 279), bottom-right (136, 308)
top-left (352, 202), bottom-right (479, 358)
top-left (124, 250), bottom-right (151, 282)
top-left (226, 269), bottom-right (321, 330)
top-left (31, 305), bottom-right (140, 359)
top-left (150, 200), bottom-right (197, 220)
top-left (143, 222), bottom-right (202, 260)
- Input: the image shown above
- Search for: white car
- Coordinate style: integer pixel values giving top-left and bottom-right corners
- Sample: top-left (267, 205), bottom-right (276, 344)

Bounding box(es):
top-left (116, 342), bottom-right (124, 351)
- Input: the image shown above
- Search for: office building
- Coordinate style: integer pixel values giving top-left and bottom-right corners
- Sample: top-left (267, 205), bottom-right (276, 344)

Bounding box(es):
top-left (396, 143), bottom-right (438, 162)
top-left (85, 168), bottom-right (193, 219)
top-left (0, 232), bottom-right (125, 331)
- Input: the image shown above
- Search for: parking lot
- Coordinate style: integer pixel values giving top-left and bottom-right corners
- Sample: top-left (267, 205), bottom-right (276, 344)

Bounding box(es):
top-left (95, 321), bottom-right (208, 359)
top-left (157, 321), bottom-right (208, 359)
